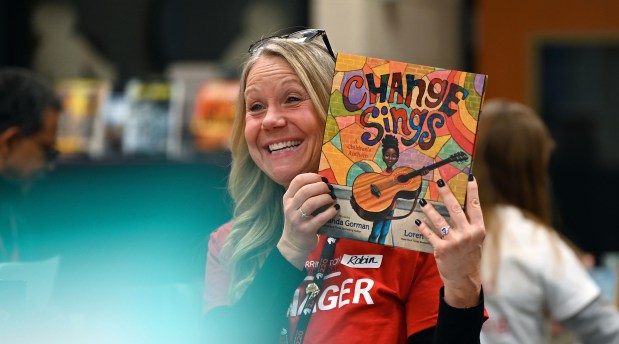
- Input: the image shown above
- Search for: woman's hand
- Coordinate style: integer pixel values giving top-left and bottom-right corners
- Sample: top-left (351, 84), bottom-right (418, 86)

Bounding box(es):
top-left (277, 173), bottom-right (338, 269)
top-left (416, 176), bottom-right (485, 308)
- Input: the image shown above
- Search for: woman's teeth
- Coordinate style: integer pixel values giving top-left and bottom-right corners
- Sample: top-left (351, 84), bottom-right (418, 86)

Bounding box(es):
top-left (269, 140), bottom-right (301, 153)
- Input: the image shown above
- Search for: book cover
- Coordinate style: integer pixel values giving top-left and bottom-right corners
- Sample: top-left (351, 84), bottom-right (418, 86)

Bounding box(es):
top-left (55, 79), bottom-right (110, 157)
top-left (122, 78), bottom-right (172, 156)
top-left (318, 53), bottom-right (487, 252)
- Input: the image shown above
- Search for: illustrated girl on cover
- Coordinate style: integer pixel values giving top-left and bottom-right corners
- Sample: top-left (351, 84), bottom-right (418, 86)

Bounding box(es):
top-left (367, 134), bottom-right (399, 244)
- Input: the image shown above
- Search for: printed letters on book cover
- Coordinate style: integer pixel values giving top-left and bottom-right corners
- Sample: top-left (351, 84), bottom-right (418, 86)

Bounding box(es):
top-left (318, 53), bottom-right (487, 252)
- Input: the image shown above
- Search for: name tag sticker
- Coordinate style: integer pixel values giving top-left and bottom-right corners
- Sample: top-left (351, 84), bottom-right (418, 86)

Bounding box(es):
top-left (341, 254), bottom-right (383, 268)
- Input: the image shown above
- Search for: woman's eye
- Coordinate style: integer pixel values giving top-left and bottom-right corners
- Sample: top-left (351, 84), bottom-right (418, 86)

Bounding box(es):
top-left (286, 96), bottom-right (301, 103)
top-left (248, 103), bottom-right (264, 112)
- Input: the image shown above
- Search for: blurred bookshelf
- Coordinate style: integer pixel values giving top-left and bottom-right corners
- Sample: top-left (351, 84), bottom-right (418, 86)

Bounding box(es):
top-left (53, 62), bottom-right (239, 164)
top-left (41, 68), bottom-right (238, 285)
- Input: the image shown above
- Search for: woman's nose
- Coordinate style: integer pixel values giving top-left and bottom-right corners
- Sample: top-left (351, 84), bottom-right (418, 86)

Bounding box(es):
top-left (261, 106), bottom-right (286, 129)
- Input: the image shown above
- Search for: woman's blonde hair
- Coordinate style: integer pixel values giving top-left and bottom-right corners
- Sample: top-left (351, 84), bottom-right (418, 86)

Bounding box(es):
top-left (475, 99), bottom-right (558, 280)
top-left (224, 37), bottom-right (335, 302)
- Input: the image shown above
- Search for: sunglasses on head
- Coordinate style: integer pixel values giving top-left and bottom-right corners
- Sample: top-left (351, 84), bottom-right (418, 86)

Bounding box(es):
top-left (248, 28), bottom-right (336, 60)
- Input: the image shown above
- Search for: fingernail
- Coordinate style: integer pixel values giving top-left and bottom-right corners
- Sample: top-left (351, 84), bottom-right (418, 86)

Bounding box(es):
top-left (468, 173), bottom-right (474, 181)
top-left (334, 203), bottom-right (340, 210)
top-left (437, 179), bottom-right (445, 187)
top-left (321, 176), bottom-right (329, 183)
top-left (419, 198), bottom-right (427, 207)
top-left (415, 219), bottom-right (421, 226)
top-left (330, 191), bottom-right (336, 199)
top-left (327, 184), bottom-right (334, 191)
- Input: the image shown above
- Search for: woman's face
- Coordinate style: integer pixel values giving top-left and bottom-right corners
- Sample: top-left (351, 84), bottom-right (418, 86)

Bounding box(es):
top-left (383, 148), bottom-right (398, 169)
top-left (244, 55), bottom-right (324, 188)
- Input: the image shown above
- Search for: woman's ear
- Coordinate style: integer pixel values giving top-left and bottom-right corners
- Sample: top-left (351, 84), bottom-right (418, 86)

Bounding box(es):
top-left (0, 126), bottom-right (21, 158)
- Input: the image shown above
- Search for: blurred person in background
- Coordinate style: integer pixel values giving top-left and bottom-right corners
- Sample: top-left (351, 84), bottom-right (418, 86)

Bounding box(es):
top-left (475, 99), bottom-right (619, 343)
top-left (0, 68), bottom-right (61, 262)
top-left (31, 1), bottom-right (117, 83)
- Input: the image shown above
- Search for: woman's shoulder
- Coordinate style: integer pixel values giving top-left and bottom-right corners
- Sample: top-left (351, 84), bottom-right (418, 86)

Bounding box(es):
top-left (495, 205), bottom-right (571, 256)
top-left (495, 204), bottom-right (528, 223)
top-left (496, 205), bottom-right (545, 236)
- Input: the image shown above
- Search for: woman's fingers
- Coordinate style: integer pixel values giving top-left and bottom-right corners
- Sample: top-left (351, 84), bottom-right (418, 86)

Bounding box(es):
top-left (415, 218), bottom-right (443, 248)
top-left (279, 173), bottom-right (339, 269)
top-left (413, 176), bottom-right (484, 308)
top-left (285, 173), bottom-right (331, 210)
top-left (436, 178), bottom-right (467, 229)
top-left (297, 185), bottom-right (335, 217)
top-left (305, 199), bottom-right (339, 226)
top-left (465, 176), bottom-right (484, 228)
top-left (285, 173), bottom-right (323, 202)
top-left (418, 197), bottom-right (451, 238)
top-left (282, 172), bottom-right (338, 234)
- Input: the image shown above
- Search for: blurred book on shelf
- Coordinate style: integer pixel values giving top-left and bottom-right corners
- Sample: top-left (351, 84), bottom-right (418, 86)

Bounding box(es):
top-left (55, 79), bottom-right (110, 157)
top-left (190, 80), bottom-right (239, 152)
top-left (166, 62), bottom-right (230, 159)
top-left (122, 77), bottom-right (173, 156)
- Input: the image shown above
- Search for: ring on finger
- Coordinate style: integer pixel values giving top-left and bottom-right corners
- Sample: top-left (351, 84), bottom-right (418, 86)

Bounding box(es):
top-left (440, 226), bottom-right (450, 237)
top-left (298, 207), bottom-right (311, 219)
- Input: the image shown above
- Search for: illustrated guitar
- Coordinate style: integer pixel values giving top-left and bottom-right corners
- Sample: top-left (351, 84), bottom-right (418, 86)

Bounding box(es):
top-left (350, 151), bottom-right (468, 221)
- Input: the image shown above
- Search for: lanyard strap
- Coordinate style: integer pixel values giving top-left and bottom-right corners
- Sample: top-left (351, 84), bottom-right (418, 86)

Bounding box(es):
top-left (290, 236), bottom-right (338, 344)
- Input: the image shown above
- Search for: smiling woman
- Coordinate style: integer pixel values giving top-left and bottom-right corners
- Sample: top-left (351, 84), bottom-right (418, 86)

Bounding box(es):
top-left (243, 55), bottom-right (324, 188)
top-left (203, 29), bottom-right (487, 344)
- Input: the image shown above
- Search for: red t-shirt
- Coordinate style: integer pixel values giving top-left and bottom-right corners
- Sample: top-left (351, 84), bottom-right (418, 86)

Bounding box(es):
top-left (205, 222), bottom-right (443, 344)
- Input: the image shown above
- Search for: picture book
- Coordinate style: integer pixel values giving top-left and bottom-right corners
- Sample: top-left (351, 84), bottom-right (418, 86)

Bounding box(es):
top-left (317, 53), bottom-right (487, 252)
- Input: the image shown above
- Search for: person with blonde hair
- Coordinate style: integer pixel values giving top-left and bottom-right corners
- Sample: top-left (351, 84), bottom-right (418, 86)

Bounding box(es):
top-left (476, 99), bottom-right (619, 343)
top-left (204, 29), bottom-right (487, 343)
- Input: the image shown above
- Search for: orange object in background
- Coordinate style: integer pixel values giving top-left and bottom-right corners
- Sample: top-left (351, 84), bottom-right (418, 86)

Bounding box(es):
top-left (190, 80), bottom-right (239, 151)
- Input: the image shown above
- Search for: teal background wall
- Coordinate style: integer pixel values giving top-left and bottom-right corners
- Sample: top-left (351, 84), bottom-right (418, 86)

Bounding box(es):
top-left (19, 156), bottom-right (232, 343)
